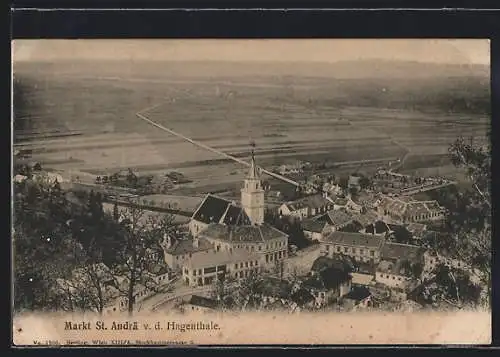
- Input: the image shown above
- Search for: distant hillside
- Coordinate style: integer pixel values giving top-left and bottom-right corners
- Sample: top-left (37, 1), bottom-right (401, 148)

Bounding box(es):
top-left (13, 59), bottom-right (490, 81)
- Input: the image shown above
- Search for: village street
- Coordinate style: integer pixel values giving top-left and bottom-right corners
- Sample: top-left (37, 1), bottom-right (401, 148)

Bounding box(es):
top-left (136, 277), bottom-right (212, 313)
top-left (283, 244), bottom-right (322, 276)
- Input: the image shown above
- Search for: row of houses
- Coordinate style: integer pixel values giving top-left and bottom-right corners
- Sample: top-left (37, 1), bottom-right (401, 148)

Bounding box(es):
top-left (279, 192), bottom-right (446, 226)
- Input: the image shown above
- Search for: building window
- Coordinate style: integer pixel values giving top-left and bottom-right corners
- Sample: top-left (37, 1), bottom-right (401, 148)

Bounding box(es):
top-left (250, 261), bottom-right (253, 267)
top-left (337, 246), bottom-right (341, 252)
top-left (360, 249), bottom-right (364, 255)
top-left (234, 264), bottom-right (238, 269)
top-left (344, 247), bottom-right (349, 253)
top-left (326, 245), bottom-right (330, 251)
top-left (352, 248), bottom-right (356, 254)
top-left (258, 245), bottom-right (262, 251)
top-left (193, 270), bottom-right (197, 276)
top-left (245, 262), bottom-right (248, 268)
top-left (370, 250), bottom-right (375, 257)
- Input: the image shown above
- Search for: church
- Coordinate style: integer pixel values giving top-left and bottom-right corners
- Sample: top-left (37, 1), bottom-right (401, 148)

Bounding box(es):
top-left (182, 149), bottom-right (289, 277)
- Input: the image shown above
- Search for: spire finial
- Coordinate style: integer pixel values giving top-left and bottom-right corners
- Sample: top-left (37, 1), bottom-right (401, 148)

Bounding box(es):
top-left (247, 140), bottom-right (259, 179)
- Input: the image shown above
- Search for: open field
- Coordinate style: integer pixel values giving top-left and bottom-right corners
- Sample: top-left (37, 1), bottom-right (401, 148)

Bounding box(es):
top-left (13, 60), bottom-right (490, 195)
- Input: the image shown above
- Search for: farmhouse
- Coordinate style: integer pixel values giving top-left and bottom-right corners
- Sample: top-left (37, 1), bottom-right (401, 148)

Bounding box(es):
top-left (341, 286), bottom-right (373, 311)
top-left (316, 209), bottom-right (354, 232)
top-left (302, 267), bottom-right (352, 308)
top-left (301, 218), bottom-right (331, 241)
top-left (375, 259), bottom-right (414, 289)
top-left (377, 196), bottom-right (446, 224)
top-left (321, 231), bottom-right (385, 264)
top-left (278, 194), bottom-right (333, 220)
top-left (381, 242), bottom-right (424, 264)
top-left (162, 235), bottom-right (214, 271)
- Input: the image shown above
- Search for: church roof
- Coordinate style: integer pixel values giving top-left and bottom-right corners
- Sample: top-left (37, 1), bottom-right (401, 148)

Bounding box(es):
top-left (199, 223), bottom-right (288, 243)
top-left (191, 193), bottom-right (252, 226)
top-left (192, 194), bottom-right (232, 224)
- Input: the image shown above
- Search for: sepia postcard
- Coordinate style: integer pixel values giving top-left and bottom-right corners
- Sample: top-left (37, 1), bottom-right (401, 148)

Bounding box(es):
top-left (11, 39), bottom-right (492, 346)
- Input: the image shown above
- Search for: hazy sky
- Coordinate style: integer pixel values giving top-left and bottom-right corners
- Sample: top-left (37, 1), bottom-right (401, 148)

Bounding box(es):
top-left (13, 39), bottom-right (490, 65)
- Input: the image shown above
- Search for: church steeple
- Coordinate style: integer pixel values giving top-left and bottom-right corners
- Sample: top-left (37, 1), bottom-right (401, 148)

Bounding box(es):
top-left (247, 146), bottom-right (260, 180)
top-left (241, 142), bottom-right (265, 225)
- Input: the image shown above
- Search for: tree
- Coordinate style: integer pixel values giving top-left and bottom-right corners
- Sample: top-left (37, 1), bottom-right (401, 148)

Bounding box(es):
top-left (338, 177), bottom-right (349, 191)
top-left (112, 201), bottom-right (174, 315)
top-left (359, 176), bottom-right (372, 190)
top-left (447, 136), bottom-right (491, 308)
top-left (392, 226), bottom-right (413, 244)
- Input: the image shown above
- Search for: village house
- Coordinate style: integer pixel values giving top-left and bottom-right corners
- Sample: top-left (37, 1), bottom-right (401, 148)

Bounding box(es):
top-left (341, 286), bottom-right (373, 311)
top-left (375, 259), bottom-right (415, 289)
top-left (278, 193), bottom-right (333, 220)
top-left (181, 248), bottom-right (261, 287)
top-left (162, 235), bottom-right (214, 271)
top-left (381, 242), bottom-right (425, 266)
top-left (351, 210), bottom-right (380, 232)
top-left (302, 266), bottom-right (352, 308)
top-left (316, 209), bottom-right (354, 233)
top-left (332, 196), bottom-right (349, 211)
top-left (321, 231), bottom-right (385, 264)
top-left (362, 220), bottom-right (393, 236)
top-left (348, 174), bottom-right (362, 191)
top-left (351, 272), bottom-right (375, 287)
top-left (301, 218), bottom-right (331, 241)
top-left (346, 196), bottom-right (364, 214)
top-left (181, 295), bottom-right (219, 314)
top-left (406, 222), bottom-right (428, 241)
top-left (377, 196), bottom-right (446, 224)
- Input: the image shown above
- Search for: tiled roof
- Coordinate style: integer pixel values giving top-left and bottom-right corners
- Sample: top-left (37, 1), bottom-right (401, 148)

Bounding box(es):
top-left (164, 237), bottom-right (213, 256)
top-left (200, 223), bottom-right (287, 243)
top-left (379, 196), bottom-right (444, 218)
top-left (324, 231), bottom-right (384, 249)
top-left (352, 210), bottom-right (378, 227)
top-left (286, 194), bottom-right (331, 211)
top-left (301, 219), bottom-right (327, 233)
top-left (376, 259), bottom-right (412, 277)
top-left (381, 242), bottom-right (424, 262)
top-left (188, 295), bottom-right (218, 309)
top-left (326, 210), bottom-right (354, 227)
top-left (192, 194), bottom-right (232, 224)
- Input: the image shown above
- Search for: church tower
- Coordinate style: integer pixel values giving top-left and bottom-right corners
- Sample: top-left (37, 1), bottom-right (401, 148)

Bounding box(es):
top-left (241, 146), bottom-right (265, 225)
